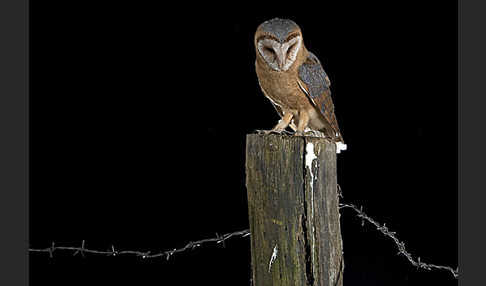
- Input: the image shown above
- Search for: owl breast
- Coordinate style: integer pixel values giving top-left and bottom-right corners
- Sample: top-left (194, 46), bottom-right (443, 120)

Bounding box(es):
top-left (256, 60), bottom-right (331, 133)
top-left (255, 61), bottom-right (311, 114)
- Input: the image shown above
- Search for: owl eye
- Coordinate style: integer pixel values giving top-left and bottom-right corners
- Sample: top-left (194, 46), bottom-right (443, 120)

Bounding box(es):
top-left (286, 38), bottom-right (301, 61)
top-left (264, 46), bottom-right (274, 54)
top-left (288, 43), bottom-right (298, 54)
top-left (257, 39), bottom-right (278, 66)
top-left (262, 46), bottom-right (276, 61)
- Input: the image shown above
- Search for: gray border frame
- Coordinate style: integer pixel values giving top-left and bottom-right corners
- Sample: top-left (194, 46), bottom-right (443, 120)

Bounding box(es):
top-left (459, 1), bottom-right (485, 286)
top-left (0, 0), bottom-right (29, 285)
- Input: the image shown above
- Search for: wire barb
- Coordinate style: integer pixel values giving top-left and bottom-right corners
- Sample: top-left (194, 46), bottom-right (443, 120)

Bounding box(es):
top-left (110, 245), bottom-right (117, 256)
top-left (48, 242), bottom-right (55, 258)
top-left (73, 240), bottom-right (85, 257)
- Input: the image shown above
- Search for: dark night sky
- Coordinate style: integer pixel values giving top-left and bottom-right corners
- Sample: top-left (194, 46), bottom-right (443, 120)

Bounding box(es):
top-left (30, 1), bottom-right (457, 285)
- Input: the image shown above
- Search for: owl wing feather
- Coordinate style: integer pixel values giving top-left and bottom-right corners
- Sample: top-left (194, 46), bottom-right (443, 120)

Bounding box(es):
top-left (297, 52), bottom-right (343, 141)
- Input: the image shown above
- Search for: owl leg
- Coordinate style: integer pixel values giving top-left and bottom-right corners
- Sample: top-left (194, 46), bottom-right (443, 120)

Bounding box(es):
top-left (271, 111), bottom-right (293, 133)
top-left (294, 111), bottom-right (310, 136)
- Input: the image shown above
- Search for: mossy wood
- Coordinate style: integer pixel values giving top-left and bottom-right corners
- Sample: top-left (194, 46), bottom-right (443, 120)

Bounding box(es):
top-left (246, 134), bottom-right (343, 286)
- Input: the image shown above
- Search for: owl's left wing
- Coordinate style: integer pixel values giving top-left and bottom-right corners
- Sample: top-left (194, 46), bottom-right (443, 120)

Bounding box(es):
top-left (297, 52), bottom-right (343, 141)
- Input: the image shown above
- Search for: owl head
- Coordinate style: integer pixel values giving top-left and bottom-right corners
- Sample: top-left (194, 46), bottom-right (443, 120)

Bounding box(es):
top-left (255, 18), bottom-right (304, 72)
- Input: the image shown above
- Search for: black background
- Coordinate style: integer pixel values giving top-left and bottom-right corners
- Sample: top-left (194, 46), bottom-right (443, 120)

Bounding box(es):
top-left (30, 1), bottom-right (457, 285)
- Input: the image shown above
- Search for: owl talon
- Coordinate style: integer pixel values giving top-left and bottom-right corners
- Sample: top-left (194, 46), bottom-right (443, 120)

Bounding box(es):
top-left (273, 129), bottom-right (294, 135)
top-left (304, 130), bottom-right (326, 138)
top-left (255, 129), bottom-right (269, 135)
top-left (293, 130), bottom-right (326, 137)
top-left (255, 129), bottom-right (293, 135)
top-left (271, 128), bottom-right (284, 134)
top-left (255, 129), bottom-right (278, 135)
top-left (294, 131), bottom-right (304, 137)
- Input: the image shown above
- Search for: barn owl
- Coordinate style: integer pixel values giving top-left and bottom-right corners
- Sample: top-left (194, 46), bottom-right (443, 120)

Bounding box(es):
top-left (255, 18), bottom-right (346, 152)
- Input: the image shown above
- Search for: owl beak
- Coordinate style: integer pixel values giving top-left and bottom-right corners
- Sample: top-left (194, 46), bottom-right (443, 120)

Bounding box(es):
top-left (276, 49), bottom-right (286, 70)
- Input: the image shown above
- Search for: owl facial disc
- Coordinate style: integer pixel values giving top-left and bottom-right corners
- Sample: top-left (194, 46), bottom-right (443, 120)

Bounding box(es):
top-left (257, 36), bottom-right (302, 71)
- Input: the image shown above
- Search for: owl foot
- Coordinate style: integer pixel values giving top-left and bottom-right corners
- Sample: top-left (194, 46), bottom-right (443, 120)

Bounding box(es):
top-left (293, 130), bottom-right (327, 138)
top-left (255, 129), bottom-right (293, 135)
top-left (294, 131), bottom-right (305, 136)
top-left (271, 128), bottom-right (292, 135)
top-left (304, 130), bottom-right (327, 138)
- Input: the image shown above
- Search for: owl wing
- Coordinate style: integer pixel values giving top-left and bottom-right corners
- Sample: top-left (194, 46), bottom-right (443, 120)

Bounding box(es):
top-left (297, 52), bottom-right (343, 141)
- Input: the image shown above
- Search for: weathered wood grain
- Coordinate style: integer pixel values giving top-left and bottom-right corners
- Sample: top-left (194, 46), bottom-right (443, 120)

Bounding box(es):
top-left (246, 133), bottom-right (343, 286)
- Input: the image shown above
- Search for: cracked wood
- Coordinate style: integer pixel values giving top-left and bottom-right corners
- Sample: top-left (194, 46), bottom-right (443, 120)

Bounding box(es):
top-left (246, 133), bottom-right (343, 286)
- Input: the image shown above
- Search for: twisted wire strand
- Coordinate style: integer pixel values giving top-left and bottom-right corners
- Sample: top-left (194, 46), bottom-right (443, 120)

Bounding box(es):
top-left (29, 199), bottom-right (457, 278)
top-left (338, 203), bottom-right (458, 278)
top-left (29, 230), bottom-right (250, 260)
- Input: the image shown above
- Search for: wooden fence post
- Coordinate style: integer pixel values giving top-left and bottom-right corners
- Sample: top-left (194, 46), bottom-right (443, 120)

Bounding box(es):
top-left (246, 133), bottom-right (344, 286)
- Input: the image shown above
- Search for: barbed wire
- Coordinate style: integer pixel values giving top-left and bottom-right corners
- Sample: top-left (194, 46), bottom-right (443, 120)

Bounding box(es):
top-left (29, 199), bottom-right (457, 278)
top-left (338, 202), bottom-right (458, 278)
top-left (29, 229), bottom-right (250, 260)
